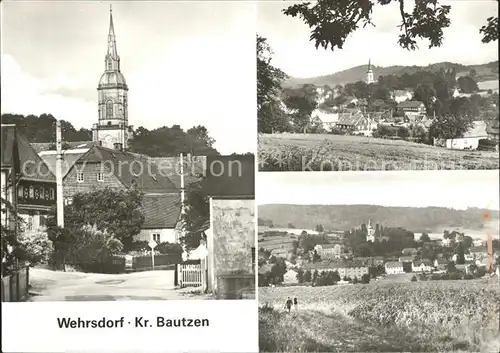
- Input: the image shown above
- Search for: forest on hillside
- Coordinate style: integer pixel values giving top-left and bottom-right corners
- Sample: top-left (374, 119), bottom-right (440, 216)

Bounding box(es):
top-left (258, 204), bottom-right (499, 233)
top-left (1, 113), bottom-right (219, 157)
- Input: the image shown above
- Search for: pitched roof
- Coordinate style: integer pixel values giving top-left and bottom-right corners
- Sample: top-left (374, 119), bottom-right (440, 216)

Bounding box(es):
top-left (470, 246), bottom-right (487, 253)
top-left (398, 100), bottom-right (424, 108)
top-left (31, 140), bottom-right (96, 153)
top-left (1, 125), bottom-right (55, 182)
top-left (414, 260), bottom-right (433, 266)
top-left (435, 259), bottom-right (448, 265)
top-left (141, 193), bottom-right (181, 229)
top-left (462, 120), bottom-right (488, 138)
top-left (68, 145), bottom-right (178, 193)
top-left (147, 156), bottom-right (206, 189)
top-left (258, 264), bottom-right (274, 275)
top-left (39, 149), bottom-right (89, 178)
top-left (385, 261), bottom-right (403, 268)
top-left (399, 256), bottom-right (414, 261)
top-left (336, 112), bottom-right (365, 126)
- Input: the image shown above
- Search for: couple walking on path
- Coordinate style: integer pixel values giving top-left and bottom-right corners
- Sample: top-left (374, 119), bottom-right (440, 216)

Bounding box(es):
top-left (285, 297), bottom-right (298, 313)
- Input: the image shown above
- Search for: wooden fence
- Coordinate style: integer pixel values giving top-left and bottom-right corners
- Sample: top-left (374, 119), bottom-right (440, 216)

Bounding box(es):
top-left (1, 266), bottom-right (29, 302)
top-left (179, 259), bottom-right (207, 292)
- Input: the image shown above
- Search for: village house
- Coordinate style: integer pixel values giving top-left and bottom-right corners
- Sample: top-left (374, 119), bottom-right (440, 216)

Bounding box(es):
top-left (59, 143), bottom-right (187, 243)
top-left (314, 243), bottom-right (343, 259)
top-left (443, 120), bottom-right (489, 150)
top-left (451, 253), bottom-right (474, 262)
top-left (399, 255), bottom-right (415, 263)
top-left (434, 259), bottom-right (448, 271)
top-left (412, 259), bottom-right (433, 273)
top-left (270, 248), bottom-right (289, 258)
top-left (402, 248), bottom-right (418, 255)
top-left (469, 246), bottom-right (488, 261)
top-left (312, 108), bottom-right (339, 131)
top-left (390, 89), bottom-right (413, 103)
top-left (441, 238), bottom-right (452, 246)
top-left (473, 239), bottom-right (486, 247)
top-left (283, 269), bottom-right (298, 284)
top-left (397, 100), bottom-right (426, 115)
top-left (385, 261), bottom-right (404, 274)
top-left (335, 112), bottom-right (374, 134)
top-left (303, 261), bottom-right (369, 279)
top-left (1, 125), bottom-right (57, 233)
top-left (455, 263), bottom-right (472, 274)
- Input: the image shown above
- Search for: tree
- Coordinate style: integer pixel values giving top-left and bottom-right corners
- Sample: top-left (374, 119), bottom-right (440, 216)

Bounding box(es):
top-left (411, 275), bottom-right (417, 282)
top-left (288, 223), bottom-right (296, 229)
top-left (130, 125), bottom-right (219, 157)
top-left (413, 84), bottom-right (437, 114)
top-left (457, 76), bottom-right (479, 94)
top-left (312, 249), bottom-right (321, 263)
top-left (257, 35), bottom-right (290, 133)
top-left (181, 178), bottom-right (209, 251)
top-left (297, 268), bottom-right (305, 283)
top-left (1, 197), bottom-right (23, 276)
top-left (16, 231), bottom-right (53, 267)
top-left (315, 224), bottom-right (324, 233)
top-left (455, 242), bottom-right (465, 265)
top-left (64, 187), bottom-right (144, 251)
top-left (420, 232), bottom-right (431, 242)
top-left (429, 114), bottom-right (475, 141)
top-left (283, 0), bottom-right (472, 51)
top-left (303, 269), bottom-right (312, 282)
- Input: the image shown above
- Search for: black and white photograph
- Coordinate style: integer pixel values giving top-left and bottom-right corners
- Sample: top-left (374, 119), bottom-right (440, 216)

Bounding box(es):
top-left (257, 170), bottom-right (500, 352)
top-left (1, 1), bottom-right (256, 302)
top-left (257, 0), bottom-right (499, 171)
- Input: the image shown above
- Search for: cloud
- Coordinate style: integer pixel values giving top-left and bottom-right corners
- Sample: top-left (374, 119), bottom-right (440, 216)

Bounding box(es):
top-left (1, 54), bottom-right (95, 123)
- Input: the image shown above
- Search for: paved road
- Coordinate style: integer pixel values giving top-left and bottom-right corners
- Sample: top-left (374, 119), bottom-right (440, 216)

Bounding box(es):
top-left (29, 268), bottom-right (211, 301)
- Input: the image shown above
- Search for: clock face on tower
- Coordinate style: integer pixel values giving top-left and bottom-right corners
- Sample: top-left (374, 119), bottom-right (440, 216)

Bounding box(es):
top-left (104, 135), bottom-right (113, 145)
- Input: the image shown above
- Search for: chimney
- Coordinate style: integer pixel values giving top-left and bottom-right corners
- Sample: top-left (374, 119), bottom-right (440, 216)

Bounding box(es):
top-left (113, 142), bottom-right (123, 151)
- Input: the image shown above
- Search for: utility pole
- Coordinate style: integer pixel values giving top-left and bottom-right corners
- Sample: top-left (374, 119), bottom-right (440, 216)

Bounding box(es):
top-left (56, 121), bottom-right (64, 228)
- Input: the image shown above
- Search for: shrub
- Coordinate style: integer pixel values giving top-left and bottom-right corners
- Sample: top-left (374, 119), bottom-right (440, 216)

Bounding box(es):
top-left (17, 231), bottom-right (53, 267)
top-left (411, 275), bottom-right (417, 282)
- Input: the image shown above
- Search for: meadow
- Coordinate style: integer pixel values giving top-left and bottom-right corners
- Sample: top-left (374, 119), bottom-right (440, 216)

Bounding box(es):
top-left (259, 279), bottom-right (500, 352)
top-left (258, 134), bottom-right (500, 171)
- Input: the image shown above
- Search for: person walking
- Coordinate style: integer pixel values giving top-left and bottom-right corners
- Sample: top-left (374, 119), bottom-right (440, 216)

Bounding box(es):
top-left (293, 297), bottom-right (298, 311)
top-left (285, 297), bottom-right (293, 313)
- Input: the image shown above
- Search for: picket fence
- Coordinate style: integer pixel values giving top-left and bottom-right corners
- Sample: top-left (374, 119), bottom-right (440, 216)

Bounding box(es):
top-left (179, 260), bottom-right (207, 292)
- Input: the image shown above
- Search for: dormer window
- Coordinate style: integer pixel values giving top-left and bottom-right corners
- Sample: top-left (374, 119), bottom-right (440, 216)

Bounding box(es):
top-left (97, 173), bottom-right (104, 182)
top-left (77, 173), bottom-right (84, 183)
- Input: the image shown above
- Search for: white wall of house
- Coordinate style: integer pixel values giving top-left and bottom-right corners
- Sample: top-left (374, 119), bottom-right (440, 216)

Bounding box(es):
top-left (135, 228), bottom-right (178, 244)
top-left (283, 270), bottom-right (298, 284)
top-left (385, 265), bottom-right (404, 274)
top-left (446, 137), bottom-right (486, 150)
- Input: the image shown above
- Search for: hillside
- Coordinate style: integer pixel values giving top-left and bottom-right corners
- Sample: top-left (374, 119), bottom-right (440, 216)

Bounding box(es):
top-left (258, 204), bottom-right (499, 233)
top-left (283, 60), bottom-right (499, 88)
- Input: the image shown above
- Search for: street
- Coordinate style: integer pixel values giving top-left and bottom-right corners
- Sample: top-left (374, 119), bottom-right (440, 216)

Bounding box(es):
top-left (28, 268), bottom-right (211, 301)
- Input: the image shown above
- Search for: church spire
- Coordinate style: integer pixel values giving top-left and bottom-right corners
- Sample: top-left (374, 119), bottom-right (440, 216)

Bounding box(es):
top-left (367, 58), bottom-right (372, 72)
top-left (105, 5), bottom-right (120, 71)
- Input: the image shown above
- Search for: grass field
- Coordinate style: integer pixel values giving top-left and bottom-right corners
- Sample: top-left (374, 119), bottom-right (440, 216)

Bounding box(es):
top-left (259, 279), bottom-right (500, 352)
top-left (258, 134), bottom-right (499, 171)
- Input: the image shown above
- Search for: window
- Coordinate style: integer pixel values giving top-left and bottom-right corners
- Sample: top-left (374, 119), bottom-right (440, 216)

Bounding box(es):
top-left (97, 173), bottom-right (104, 182)
top-left (29, 186), bottom-right (34, 198)
top-left (18, 185), bottom-right (23, 199)
top-left (39, 186), bottom-right (44, 199)
top-left (34, 187), bottom-right (40, 199)
top-left (45, 188), bottom-right (50, 200)
top-left (106, 101), bottom-right (113, 118)
top-left (27, 215), bottom-right (33, 231)
top-left (39, 215), bottom-right (47, 228)
top-left (152, 234), bottom-right (161, 243)
top-left (77, 173), bottom-right (84, 183)
top-left (49, 188), bottom-right (55, 200)
top-left (107, 61), bottom-right (112, 70)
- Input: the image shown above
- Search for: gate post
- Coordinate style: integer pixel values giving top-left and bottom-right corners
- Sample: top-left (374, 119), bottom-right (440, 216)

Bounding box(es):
top-left (174, 263), bottom-right (178, 286)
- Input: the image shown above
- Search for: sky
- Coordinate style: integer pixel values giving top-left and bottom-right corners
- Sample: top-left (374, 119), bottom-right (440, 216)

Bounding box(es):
top-left (257, 0), bottom-right (499, 78)
top-left (258, 170), bottom-right (500, 211)
top-left (1, 1), bottom-right (256, 155)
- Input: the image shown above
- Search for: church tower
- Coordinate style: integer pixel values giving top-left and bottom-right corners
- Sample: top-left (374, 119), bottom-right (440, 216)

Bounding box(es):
top-left (366, 59), bottom-right (374, 85)
top-left (92, 6), bottom-right (130, 150)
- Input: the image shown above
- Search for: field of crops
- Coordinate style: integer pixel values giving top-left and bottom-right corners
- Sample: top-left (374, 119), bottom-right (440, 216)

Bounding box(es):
top-left (258, 134), bottom-right (500, 171)
top-left (259, 279), bottom-right (500, 352)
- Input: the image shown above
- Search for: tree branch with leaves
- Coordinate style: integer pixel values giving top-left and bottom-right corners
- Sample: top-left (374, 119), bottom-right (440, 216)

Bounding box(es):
top-left (283, 0), bottom-right (497, 52)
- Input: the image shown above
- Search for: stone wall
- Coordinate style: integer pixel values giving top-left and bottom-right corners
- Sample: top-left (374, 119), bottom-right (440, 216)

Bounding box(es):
top-left (212, 199), bottom-right (255, 276)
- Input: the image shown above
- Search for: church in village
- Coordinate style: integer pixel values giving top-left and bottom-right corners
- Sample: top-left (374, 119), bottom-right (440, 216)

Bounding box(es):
top-left (92, 6), bottom-right (133, 150)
